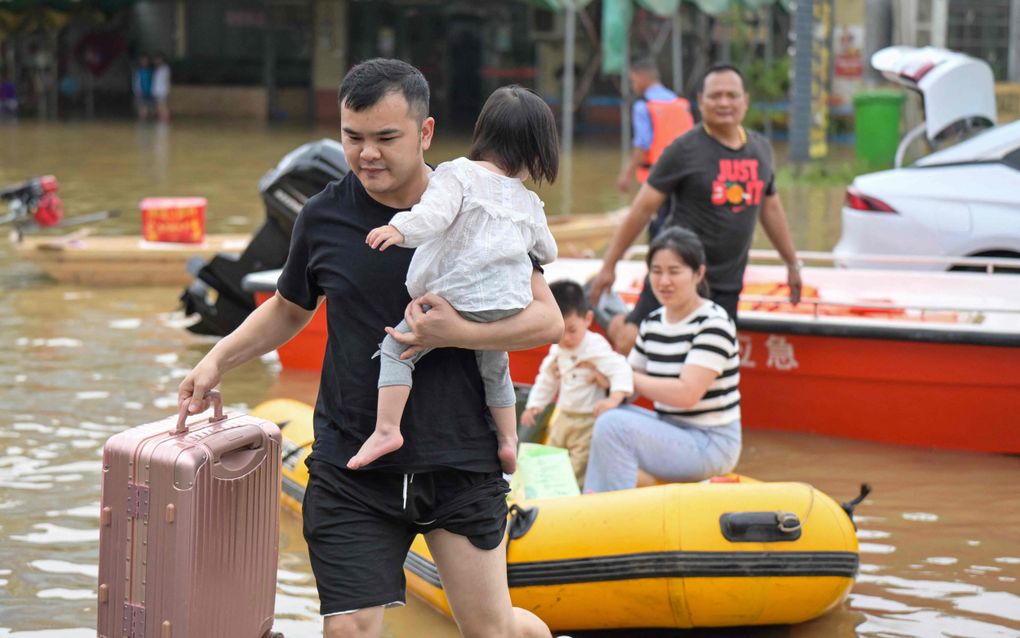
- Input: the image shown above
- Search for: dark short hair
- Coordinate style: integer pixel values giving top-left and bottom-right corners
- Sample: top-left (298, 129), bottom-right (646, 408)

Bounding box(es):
top-left (338, 58), bottom-right (430, 124)
top-left (550, 280), bottom-right (588, 318)
top-left (629, 58), bottom-right (660, 78)
top-left (468, 85), bottom-right (559, 185)
top-left (699, 63), bottom-right (746, 93)
top-left (647, 227), bottom-right (710, 297)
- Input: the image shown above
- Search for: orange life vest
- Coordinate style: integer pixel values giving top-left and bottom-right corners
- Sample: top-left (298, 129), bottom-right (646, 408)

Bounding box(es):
top-left (637, 97), bottom-right (694, 183)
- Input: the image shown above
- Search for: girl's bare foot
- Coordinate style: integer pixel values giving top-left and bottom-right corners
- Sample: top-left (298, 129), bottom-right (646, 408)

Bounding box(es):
top-left (347, 428), bottom-right (403, 469)
top-left (497, 437), bottom-right (518, 474)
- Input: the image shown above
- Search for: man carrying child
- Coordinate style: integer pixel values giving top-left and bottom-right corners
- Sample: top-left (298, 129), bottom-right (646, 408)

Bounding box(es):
top-left (522, 281), bottom-right (633, 488)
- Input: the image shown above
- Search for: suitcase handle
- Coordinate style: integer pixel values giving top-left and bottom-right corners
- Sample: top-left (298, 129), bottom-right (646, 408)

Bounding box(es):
top-left (204, 424), bottom-right (269, 480)
top-left (175, 390), bottom-right (226, 435)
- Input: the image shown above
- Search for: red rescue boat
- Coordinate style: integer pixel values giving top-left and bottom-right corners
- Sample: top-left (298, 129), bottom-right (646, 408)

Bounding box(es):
top-left (241, 253), bottom-right (1020, 454)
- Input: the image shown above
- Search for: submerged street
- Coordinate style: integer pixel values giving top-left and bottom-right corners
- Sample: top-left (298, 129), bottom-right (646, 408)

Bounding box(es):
top-left (1, 120), bottom-right (1017, 637)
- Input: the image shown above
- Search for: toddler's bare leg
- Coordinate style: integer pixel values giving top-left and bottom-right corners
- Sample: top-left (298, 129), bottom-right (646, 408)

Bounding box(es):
top-left (348, 385), bottom-right (410, 469)
top-left (463, 309), bottom-right (523, 475)
top-left (350, 320), bottom-right (434, 469)
top-left (490, 405), bottom-right (518, 474)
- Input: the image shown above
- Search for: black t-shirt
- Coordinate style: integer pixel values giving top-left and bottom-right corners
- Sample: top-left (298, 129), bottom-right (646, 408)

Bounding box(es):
top-left (647, 126), bottom-right (776, 293)
top-left (277, 172), bottom-right (499, 474)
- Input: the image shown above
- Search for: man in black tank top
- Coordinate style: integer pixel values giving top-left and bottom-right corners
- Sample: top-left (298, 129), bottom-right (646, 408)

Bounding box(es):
top-left (178, 59), bottom-right (562, 638)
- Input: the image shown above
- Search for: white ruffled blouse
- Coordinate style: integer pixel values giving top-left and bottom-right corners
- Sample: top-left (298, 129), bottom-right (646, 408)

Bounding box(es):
top-left (390, 157), bottom-right (557, 313)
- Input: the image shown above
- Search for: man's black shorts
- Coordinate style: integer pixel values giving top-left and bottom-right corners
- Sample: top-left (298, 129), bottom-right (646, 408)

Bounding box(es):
top-left (302, 459), bottom-right (510, 615)
top-left (626, 275), bottom-right (740, 324)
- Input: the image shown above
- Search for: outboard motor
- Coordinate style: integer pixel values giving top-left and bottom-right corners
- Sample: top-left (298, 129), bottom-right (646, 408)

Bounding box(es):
top-left (1, 175), bottom-right (65, 233)
top-left (181, 139), bottom-right (349, 336)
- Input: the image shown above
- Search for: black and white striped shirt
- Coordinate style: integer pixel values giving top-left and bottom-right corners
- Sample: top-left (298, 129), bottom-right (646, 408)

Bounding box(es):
top-left (627, 301), bottom-right (740, 427)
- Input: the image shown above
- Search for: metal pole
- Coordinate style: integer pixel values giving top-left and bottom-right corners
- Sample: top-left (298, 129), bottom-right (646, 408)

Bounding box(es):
top-left (562, 0), bottom-right (576, 216)
top-left (1010, 0), bottom-right (1020, 81)
top-left (621, 10), bottom-right (631, 172)
top-left (263, 0), bottom-right (276, 121)
top-left (49, 31), bottom-right (59, 119)
top-left (720, 19), bottom-right (731, 63)
top-left (175, 1), bottom-right (187, 58)
top-left (789, 0), bottom-right (814, 165)
top-left (671, 7), bottom-right (683, 93)
top-left (307, 0), bottom-right (317, 125)
top-left (763, 6), bottom-right (773, 139)
top-left (931, 0), bottom-right (948, 46)
top-left (863, 0), bottom-right (893, 86)
top-left (899, 0), bottom-right (918, 46)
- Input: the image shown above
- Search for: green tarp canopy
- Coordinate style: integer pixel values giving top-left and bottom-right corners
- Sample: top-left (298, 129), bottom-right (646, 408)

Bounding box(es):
top-left (522, 0), bottom-right (595, 10)
top-left (688, 0), bottom-right (790, 14)
top-left (597, 0), bottom-right (791, 74)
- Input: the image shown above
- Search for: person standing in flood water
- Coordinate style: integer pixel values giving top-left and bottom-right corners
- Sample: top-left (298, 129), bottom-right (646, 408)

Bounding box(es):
top-left (151, 54), bottom-right (170, 122)
top-left (178, 58), bottom-right (561, 638)
top-left (347, 85), bottom-right (561, 475)
top-left (615, 58), bottom-right (693, 240)
top-left (592, 63), bottom-right (802, 354)
top-left (131, 55), bottom-right (153, 120)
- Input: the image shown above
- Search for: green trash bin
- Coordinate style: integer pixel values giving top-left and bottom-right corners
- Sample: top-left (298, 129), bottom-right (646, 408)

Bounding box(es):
top-left (853, 90), bottom-right (905, 168)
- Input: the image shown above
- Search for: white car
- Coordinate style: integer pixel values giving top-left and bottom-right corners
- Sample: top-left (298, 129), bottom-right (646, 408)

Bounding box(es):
top-left (834, 119), bottom-right (1020, 270)
top-left (834, 46), bottom-right (1020, 271)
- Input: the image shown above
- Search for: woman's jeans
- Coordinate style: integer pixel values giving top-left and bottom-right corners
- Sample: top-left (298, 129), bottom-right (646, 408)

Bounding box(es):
top-left (583, 404), bottom-right (742, 492)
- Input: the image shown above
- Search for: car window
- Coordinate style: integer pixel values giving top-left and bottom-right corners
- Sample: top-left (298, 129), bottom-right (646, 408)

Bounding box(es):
top-left (1005, 148), bottom-right (1020, 170)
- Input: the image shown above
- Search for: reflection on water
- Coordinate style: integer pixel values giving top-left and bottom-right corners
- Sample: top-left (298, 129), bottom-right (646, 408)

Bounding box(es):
top-left (1, 120), bottom-right (1018, 637)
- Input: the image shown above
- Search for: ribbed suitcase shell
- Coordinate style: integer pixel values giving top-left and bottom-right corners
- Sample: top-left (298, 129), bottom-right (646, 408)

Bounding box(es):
top-left (97, 400), bottom-right (281, 638)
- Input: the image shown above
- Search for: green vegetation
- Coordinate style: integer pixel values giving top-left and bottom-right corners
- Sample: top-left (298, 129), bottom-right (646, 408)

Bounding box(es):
top-left (746, 57), bottom-right (791, 102)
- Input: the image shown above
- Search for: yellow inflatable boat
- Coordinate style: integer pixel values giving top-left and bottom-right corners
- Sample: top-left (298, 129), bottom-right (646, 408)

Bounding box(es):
top-left (253, 399), bottom-right (862, 631)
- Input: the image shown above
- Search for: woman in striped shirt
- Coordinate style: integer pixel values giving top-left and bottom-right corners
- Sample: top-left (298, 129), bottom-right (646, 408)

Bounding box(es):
top-left (584, 227), bottom-right (741, 492)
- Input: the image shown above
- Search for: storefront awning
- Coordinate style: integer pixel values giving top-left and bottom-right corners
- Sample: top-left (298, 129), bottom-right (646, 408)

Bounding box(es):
top-left (520, 0), bottom-right (595, 11)
top-left (600, 0), bottom-right (790, 74)
top-left (688, 0), bottom-right (790, 16)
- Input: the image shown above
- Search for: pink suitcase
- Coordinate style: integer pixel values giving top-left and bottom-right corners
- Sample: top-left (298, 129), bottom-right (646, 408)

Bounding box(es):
top-left (98, 392), bottom-right (282, 638)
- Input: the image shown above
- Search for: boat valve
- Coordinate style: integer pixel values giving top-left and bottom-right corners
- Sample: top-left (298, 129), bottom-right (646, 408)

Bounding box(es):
top-left (777, 511), bottom-right (801, 534)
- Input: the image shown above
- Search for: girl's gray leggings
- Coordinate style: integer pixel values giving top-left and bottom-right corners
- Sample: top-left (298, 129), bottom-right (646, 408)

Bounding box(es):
top-left (377, 307), bottom-right (521, 408)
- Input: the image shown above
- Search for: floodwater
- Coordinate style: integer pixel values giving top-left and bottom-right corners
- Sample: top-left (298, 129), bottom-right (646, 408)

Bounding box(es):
top-left (1, 120), bottom-right (1018, 637)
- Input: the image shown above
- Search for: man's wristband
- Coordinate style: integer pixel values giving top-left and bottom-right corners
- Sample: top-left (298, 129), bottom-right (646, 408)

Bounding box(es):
top-left (786, 259), bottom-right (804, 272)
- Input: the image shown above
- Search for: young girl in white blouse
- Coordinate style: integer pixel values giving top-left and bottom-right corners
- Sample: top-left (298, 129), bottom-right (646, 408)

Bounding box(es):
top-left (347, 85), bottom-right (559, 473)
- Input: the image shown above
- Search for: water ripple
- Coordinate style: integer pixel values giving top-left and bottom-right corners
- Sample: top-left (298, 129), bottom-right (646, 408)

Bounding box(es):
top-left (902, 512), bottom-right (940, 523)
top-left (856, 610), bottom-right (1020, 638)
top-left (36, 588), bottom-right (95, 600)
top-left (9, 524), bottom-right (100, 545)
top-left (108, 318), bottom-right (142, 330)
top-left (953, 591), bottom-right (1020, 622)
